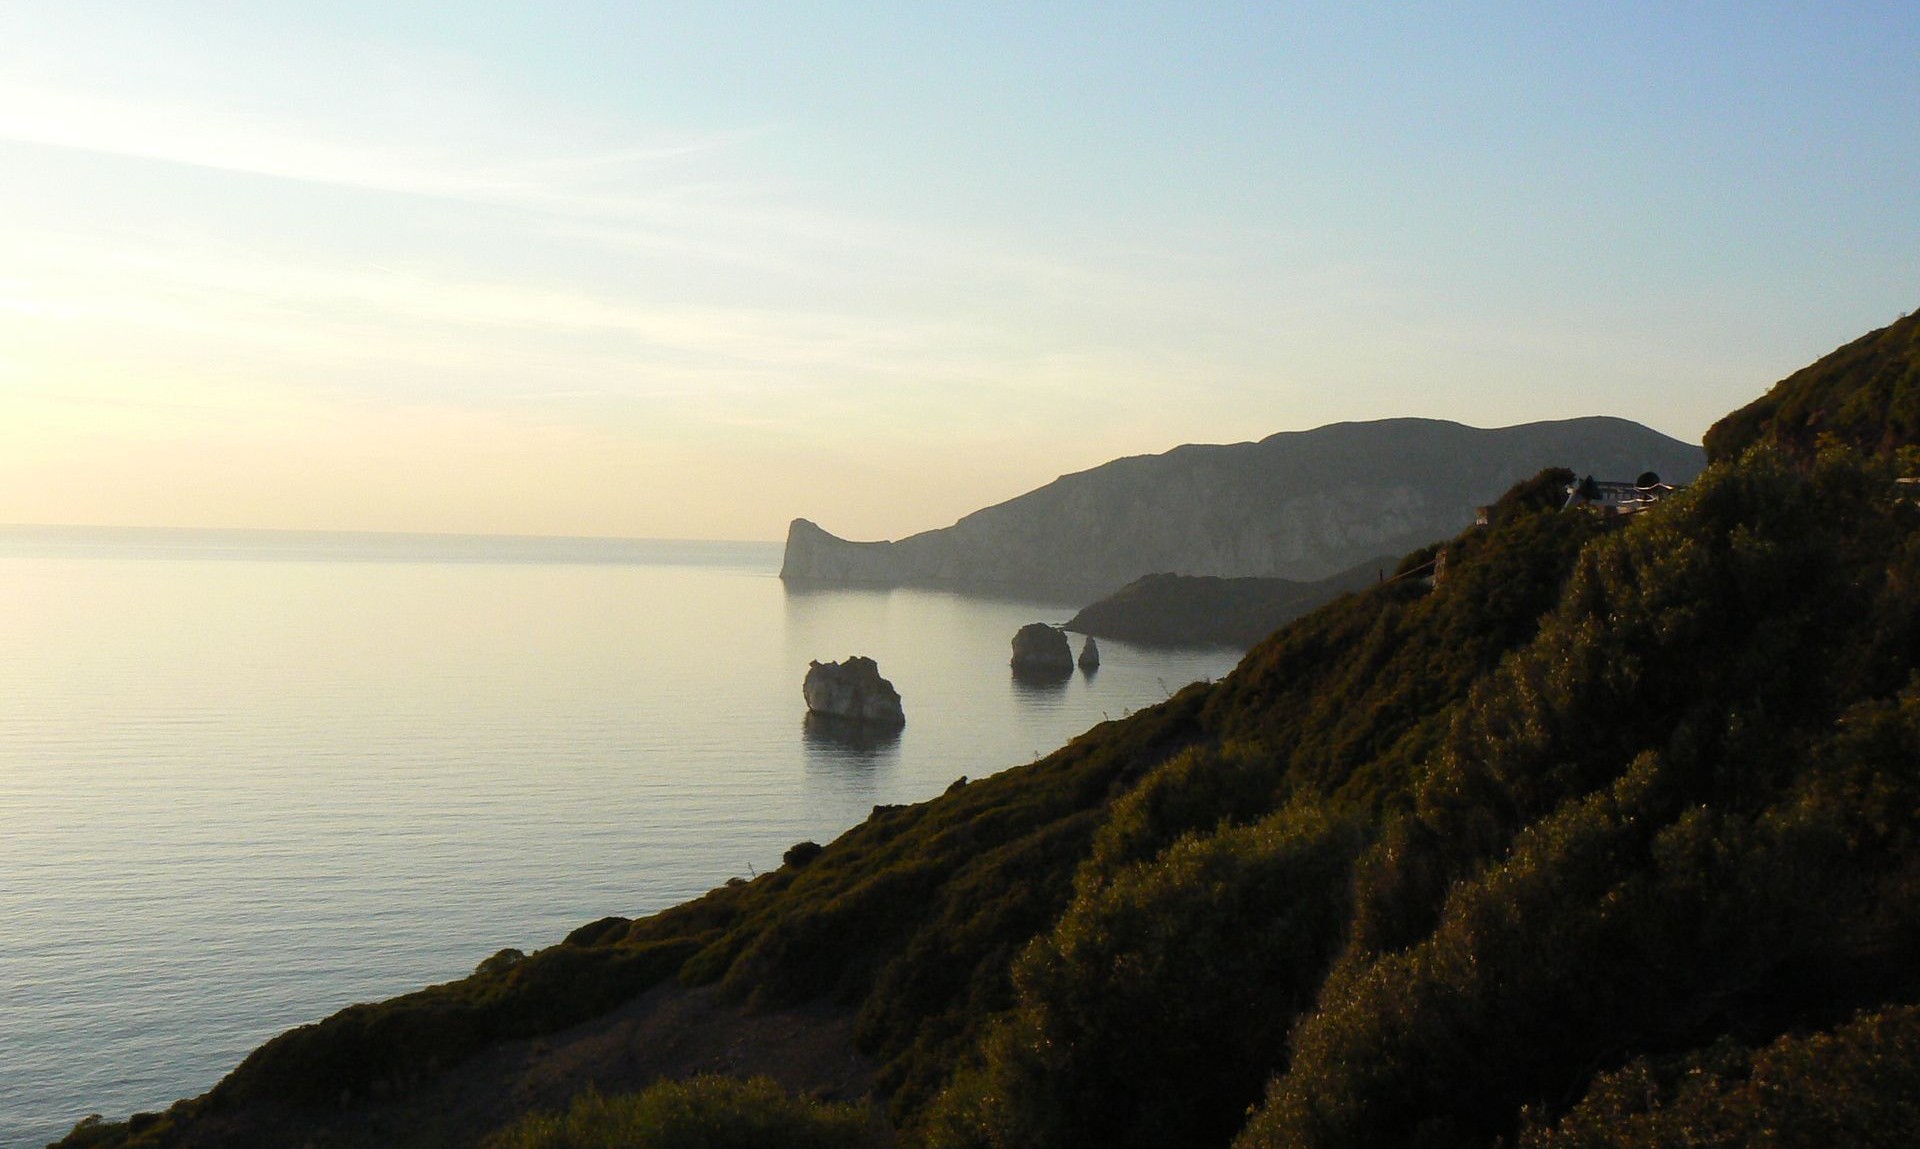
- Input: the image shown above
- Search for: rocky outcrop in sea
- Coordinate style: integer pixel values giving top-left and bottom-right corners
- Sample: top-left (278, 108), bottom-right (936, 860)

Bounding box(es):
top-left (1077, 635), bottom-right (1100, 671)
top-left (802, 657), bottom-right (905, 726)
top-left (1011, 624), bottom-right (1074, 679)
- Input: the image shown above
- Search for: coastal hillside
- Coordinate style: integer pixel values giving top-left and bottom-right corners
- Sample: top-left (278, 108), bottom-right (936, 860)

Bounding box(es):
top-left (780, 416), bottom-right (1704, 599)
top-left (1062, 557), bottom-right (1387, 649)
top-left (57, 311), bottom-right (1920, 1149)
top-left (1706, 309), bottom-right (1920, 462)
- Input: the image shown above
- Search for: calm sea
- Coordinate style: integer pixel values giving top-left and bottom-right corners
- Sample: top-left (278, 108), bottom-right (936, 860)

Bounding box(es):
top-left (0, 526), bottom-right (1239, 1147)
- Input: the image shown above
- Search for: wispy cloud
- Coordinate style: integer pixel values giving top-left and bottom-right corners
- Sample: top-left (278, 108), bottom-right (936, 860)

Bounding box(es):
top-left (0, 25), bottom-right (1317, 482)
top-left (0, 75), bottom-right (758, 217)
top-left (0, 60), bottom-right (1242, 322)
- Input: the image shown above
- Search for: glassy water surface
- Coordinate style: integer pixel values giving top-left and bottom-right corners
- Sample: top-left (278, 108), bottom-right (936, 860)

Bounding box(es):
top-left (0, 527), bottom-right (1240, 1146)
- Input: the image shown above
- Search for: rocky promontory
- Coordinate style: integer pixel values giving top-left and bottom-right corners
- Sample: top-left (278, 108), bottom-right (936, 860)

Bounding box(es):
top-left (1064, 557), bottom-right (1388, 649)
top-left (802, 657), bottom-right (905, 726)
top-left (780, 416), bottom-right (1705, 599)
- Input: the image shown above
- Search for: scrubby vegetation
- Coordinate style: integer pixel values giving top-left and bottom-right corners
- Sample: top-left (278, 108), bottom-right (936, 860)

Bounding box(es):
top-left (216, 934), bottom-right (702, 1108)
top-left (483, 1077), bottom-right (879, 1149)
top-left (1705, 309), bottom-right (1920, 461)
top-left (1519, 1005), bottom-right (1920, 1148)
top-left (59, 311), bottom-right (1920, 1148)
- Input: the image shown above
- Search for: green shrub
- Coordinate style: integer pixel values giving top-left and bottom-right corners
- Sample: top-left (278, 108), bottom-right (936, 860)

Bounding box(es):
top-left (1522, 1006), bottom-right (1920, 1148)
top-left (1229, 448), bottom-right (1920, 1149)
top-left (476, 948), bottom-right (528, 977)
top-left (485, 1076), bottom-right (880, 1149)
top-left (932, 805), bottom-right (1362, 1149)
top-left (1076, 741), bottom-right (1283, 890)
top-left (784, 841), bottom-right (826, 868)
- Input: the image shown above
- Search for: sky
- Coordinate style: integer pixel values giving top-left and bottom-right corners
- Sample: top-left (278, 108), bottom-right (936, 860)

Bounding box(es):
top-left (1, 2), bottom-right (1916, 542)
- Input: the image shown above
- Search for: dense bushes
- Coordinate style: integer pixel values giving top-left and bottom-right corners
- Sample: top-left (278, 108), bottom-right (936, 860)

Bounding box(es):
top-left (1199, 471), bottom-right (1612, 815)
top-left (929, 806), bottom-right (1361, 1149)
top-left (1242, 742), bottom-right (1914, 1148)
top-left (1522, 1006), bottom-right (1920, 1148)
top-left (485, 1077), bottom-right (880, 1149)
top-left (1230, 450), bottom-right (1920, 1148)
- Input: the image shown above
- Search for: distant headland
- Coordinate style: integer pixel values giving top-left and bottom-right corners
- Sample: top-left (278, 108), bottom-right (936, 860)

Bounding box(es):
top-left (779, 416), bottom-right (1705, 602)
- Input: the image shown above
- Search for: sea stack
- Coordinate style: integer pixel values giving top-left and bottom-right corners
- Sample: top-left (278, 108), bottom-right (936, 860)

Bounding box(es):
top-left (1011, 623), bottom-right (1074, 678)
top-left (802, 656), bottom-right (905, 726)
top-left (1078, 635), bottom-right (1101, 671)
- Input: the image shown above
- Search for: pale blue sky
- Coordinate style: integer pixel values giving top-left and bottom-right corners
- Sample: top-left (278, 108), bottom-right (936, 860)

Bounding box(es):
top-left (1, 2), bottom-right (1915, 539)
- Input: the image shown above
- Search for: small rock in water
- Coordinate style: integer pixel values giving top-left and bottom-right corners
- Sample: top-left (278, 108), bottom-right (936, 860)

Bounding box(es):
top-left (1078, 635), bottom-right (1101, 671)
top-left (802, 656), bottom-right (906, 726)
top-left (1011, 623), bottom-right (1074, 678)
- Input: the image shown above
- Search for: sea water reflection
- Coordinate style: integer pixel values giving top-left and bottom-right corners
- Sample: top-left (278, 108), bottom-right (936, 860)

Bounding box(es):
top-left (799, 712), bottom-right (901, 808)
top-left (801, 710), bottom-right (904, 761)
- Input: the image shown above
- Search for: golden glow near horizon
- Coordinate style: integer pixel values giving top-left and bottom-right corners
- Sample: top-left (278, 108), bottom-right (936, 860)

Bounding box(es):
top-left (3, 5), bottom-right (1916, 541)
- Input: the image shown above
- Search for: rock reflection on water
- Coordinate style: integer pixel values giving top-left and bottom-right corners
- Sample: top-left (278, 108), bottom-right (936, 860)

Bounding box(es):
top-left (801, 710), bottom-right (904, 766)
top-left (1010, 665), bottom-right (1072, 706)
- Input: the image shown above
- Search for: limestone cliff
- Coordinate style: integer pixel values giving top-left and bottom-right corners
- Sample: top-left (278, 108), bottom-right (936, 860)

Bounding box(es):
top-left (781, 416), bottom-right (1704, 599)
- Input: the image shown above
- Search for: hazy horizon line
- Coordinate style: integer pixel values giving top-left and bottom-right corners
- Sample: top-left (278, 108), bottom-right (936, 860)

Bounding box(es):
top-left (0, 522), bottom-right (787, 547)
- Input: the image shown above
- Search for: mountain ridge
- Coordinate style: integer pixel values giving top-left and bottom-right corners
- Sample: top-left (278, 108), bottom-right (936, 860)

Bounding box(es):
top-left (781, 416), bottom-right (1704, 599)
